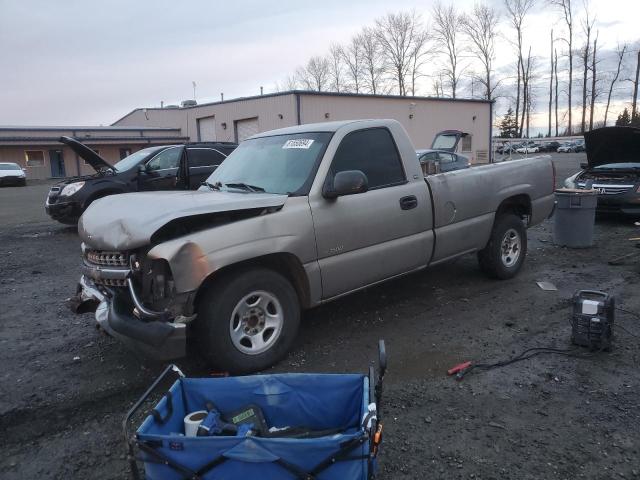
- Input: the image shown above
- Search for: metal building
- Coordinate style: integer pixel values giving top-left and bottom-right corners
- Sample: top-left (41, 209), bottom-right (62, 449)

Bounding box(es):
top-left (0, 126), bottom-right (187, 179)
top-left (114, 91), bottom-right (493, 164)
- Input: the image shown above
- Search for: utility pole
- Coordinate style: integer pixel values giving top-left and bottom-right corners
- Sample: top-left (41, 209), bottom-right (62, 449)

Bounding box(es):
top-left (192, 81), bottom-right (197, 100)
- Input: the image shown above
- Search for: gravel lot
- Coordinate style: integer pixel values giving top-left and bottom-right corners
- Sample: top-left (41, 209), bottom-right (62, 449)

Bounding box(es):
top-left (1, 154), bottom-right (639, 479)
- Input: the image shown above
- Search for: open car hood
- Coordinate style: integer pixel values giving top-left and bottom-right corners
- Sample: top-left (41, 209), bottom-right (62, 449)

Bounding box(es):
top-left (78, 190), bottom-right (288, 250)
top-left (59, 136), bottom-right (114, 173)
top-left (584, 126), bottom-right (640, 168)
top-left (430, 130), bottom-right (468, 152)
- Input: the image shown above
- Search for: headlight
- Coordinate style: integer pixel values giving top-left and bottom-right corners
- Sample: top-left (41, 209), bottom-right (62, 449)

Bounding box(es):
top-left (60, 181), bottom-right (85, 197)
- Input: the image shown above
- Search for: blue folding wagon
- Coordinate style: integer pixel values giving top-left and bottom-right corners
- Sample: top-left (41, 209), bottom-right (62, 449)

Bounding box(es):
top-left (124, 341), bottom-right (387, 479)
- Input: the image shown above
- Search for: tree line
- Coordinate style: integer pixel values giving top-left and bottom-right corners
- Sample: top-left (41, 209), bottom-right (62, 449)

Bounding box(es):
top-left (276, 1), bottom-right (640, 139)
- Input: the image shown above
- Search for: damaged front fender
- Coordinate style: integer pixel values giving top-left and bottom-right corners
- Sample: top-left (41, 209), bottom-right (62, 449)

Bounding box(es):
top-left (148, 241), bottom-right (210, 293)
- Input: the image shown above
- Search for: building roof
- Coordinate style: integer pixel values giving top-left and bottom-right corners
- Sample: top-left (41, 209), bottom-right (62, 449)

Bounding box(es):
top-left (112, 90), bottom-right (494, 125)
top-left (0, 125), bottom-right (181, 132)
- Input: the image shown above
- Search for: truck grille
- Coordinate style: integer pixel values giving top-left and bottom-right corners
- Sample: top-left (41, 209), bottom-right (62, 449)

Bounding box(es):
top-left (85, 250), bottom-right (129, 267)
top-left (591, 184), bottom-right (633, 195)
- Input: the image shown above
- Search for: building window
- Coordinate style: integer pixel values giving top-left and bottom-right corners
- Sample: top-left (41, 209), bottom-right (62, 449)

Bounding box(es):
top-left (25, 150), bottom-right (45, 167)
top-left (462, 135), bottom-right (472, 152)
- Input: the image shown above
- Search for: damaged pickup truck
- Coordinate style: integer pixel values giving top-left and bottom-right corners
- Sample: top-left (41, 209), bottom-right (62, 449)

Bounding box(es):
top-left (72, 119), bottom-right (555, 373)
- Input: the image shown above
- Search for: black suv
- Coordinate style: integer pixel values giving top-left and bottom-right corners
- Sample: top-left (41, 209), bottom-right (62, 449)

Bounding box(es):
top-left (45, 137), bottom-right (236, 224)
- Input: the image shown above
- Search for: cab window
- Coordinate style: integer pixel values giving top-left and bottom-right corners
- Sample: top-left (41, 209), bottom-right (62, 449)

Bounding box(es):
top-left (147, 147), bottom-right (182, 171)
top-left (330, 128), bottom-right (405, 189)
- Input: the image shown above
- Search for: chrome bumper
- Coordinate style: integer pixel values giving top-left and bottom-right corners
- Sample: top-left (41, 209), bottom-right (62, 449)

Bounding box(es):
top-left (76, 275), bottom-right (187, 360)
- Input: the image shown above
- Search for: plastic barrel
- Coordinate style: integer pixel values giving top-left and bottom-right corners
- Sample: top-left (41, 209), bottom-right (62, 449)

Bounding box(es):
top-left (553, 189), bottom-right (598, 248)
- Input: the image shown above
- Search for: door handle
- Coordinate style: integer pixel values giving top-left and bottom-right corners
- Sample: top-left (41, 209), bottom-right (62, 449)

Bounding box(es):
top-left (399, 195), bottom-right (418, 210)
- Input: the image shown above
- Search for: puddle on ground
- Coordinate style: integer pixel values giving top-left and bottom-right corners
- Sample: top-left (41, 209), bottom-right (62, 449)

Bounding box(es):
top-left (391, 348), bottom-right (463, 382)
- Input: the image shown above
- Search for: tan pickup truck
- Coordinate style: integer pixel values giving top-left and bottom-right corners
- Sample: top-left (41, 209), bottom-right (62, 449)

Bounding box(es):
top-left (72, 119), bottom-right (555, 373)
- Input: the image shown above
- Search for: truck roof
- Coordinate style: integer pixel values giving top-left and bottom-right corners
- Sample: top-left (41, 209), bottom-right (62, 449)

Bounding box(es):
top-left (251, 119), bottom-right (401, 138)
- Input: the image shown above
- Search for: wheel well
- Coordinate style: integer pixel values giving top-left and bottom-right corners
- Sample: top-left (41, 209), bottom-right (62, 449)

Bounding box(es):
top-left (194, 253), bottom-right (311, 311)
top-left (496, 194), bottom-right (532, 224)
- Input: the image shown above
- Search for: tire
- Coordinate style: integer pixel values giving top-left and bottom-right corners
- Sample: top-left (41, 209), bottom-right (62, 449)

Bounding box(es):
top-left (195, 268), bottom-right (300, 374)
top-left (477, 214), bottom-right (527, 280)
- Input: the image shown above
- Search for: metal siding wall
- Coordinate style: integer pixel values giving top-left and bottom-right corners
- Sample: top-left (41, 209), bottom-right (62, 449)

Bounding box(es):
top-left (183, 94), bottom-right (298, 142)
top-left (299, 95), bottom-right (491, 163)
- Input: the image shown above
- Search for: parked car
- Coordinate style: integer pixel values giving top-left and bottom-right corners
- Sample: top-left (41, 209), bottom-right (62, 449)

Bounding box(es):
top-left (45, 137), bottom-right (236, 224)
top-left (417, 130), bottom-right (471, 173)
top-left (557, 142), bottom-right (579, 153)
top-left (416, 149), bottom-right (469, 173)
top-left (0, 162), bottom-right (26, 186)
top-left (71, 119), bottom-right (555, 373)
top-left (563, 126), bottom-right (640, 215)
top-left (497, 142), bottom-right (525, 154)
top-left (539, 141), bottom-right (561, 152)
top-left (515, 145), bottom-right (540, 154)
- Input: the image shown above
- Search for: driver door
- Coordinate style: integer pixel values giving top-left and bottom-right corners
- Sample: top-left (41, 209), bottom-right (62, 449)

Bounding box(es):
top-left (139, 146), bottom-right (184, 191)
top-left (309, 128), bottom-right (432, 299)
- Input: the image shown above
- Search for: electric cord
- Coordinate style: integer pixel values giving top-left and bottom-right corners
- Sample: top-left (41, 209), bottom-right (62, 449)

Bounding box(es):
top-left (454, 346), bottom-right (600, 380)
top-left (615, 307), bottom-right (640, 338)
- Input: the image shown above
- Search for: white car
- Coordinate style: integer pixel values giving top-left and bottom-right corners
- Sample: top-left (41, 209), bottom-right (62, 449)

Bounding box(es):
top-left (515, 145), bottom-right (539, 154)
top-left (0, 162), bottom-right (27, 186)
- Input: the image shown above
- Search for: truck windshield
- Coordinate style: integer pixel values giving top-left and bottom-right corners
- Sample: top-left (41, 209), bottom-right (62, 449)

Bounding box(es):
top-left (205, 132), bottom-right (332, 195)
top-left (112, 146), bottom-right (166, 172)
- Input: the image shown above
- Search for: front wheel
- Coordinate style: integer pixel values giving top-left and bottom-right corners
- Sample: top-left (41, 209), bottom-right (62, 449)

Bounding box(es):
top-left (478, 214), bottom-right (527, 279)
top-left (195, 268), bottom-right (300, 374)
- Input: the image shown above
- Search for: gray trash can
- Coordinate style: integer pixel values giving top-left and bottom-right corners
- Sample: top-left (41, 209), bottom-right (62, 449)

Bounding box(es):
top-left (553, 188), bottom-right (597, 248)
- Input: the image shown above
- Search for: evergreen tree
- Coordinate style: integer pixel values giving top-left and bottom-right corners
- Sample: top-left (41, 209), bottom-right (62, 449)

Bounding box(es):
top-left (499, 108), bottom-right (518, 138)
top-left (616, 108), bottom-right (631, 126)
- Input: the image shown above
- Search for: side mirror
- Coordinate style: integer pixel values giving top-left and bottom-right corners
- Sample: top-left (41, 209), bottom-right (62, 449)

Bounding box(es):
top-left (138, 164), bottom-right (147, 174)
top-left (323, 170), bottom-right (368, 199)
top-left (580, 162), bottom-right (588, 170)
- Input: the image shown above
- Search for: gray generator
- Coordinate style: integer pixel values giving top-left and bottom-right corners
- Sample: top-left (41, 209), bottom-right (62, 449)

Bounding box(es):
top-left (571, 290), bottom-right (615, 350)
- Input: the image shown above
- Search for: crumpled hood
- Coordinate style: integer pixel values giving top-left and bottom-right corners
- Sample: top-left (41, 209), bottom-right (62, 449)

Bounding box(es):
top-left (78, 190), bottom-right (288, 250)
top-left (584, 126), bottom-right (640, 168)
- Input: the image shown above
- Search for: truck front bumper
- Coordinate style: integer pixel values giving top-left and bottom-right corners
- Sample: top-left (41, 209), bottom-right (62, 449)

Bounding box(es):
top-left (74, 275), bottom-right (187, 360)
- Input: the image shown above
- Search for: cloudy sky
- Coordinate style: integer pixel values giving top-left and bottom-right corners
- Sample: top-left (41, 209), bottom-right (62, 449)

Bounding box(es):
top-left (0, 0), bottom-right (638, 127)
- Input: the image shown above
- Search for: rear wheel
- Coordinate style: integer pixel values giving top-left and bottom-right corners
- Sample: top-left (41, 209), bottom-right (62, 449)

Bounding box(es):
top-left (478, 214), bottom-right (527, 279)
top-left (195, 268), bottom-right (300, 374)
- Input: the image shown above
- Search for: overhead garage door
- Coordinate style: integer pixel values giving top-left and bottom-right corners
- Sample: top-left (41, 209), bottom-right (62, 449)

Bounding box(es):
top-left (197, 116), bottom-right (217, 141)
top-left (235, 117), bottom-right (259, 143)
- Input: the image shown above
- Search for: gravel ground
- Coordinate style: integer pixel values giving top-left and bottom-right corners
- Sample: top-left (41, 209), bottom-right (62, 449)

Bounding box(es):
top-left (1, 154), bottom-right (639, 479)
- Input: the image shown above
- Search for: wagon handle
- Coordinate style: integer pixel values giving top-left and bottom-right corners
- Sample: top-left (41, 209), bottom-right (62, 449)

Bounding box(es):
top-left (376, 340), bottom-right (386, 415)
top-left (122, 364), bottom-right (185, 480)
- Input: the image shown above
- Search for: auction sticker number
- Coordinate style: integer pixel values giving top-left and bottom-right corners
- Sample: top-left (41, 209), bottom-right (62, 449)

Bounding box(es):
top-left (283, 139), bottom-right (314, 149)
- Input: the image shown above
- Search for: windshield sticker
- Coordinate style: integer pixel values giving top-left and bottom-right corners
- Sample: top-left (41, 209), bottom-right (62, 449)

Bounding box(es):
top-left (283, 139), bottom-right (315, 149)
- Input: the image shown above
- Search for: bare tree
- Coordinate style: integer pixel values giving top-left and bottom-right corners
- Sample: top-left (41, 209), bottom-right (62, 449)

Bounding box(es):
top-left (551, 0), bottom-right (575, 135)
top-left (433, 2), bottom-right (464, 98)
top-left (630, 47), bottom-right (640, 119)
top-left (297, 56), bottom-right (330, 91)
top-left (360, 27), bottom-right (385, 94)
top-left (342, 36), bottom-right (363, 93)
top-left (409, 29), bottom-right (431, 96)
top-left (579, 3), bottom-right (594, 133)
top-left (548, 29), bottom-right (554, 136)
top-left (588, 33), bottom-right (598, 130)
top-left (375, 11), bottom-right (424, 96)
top-left (555, 48), bottom-right (559, 135)
top-left (504, 0), bottom-right (535, 136)
top-left (604, 43), bottom-right (627, 126)
top-left (461, 2), bottom-right (500, 100)
top-left (520, 46), bottom-right (533, 136)
top-left (327, 43), bottom-right (346, 92)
